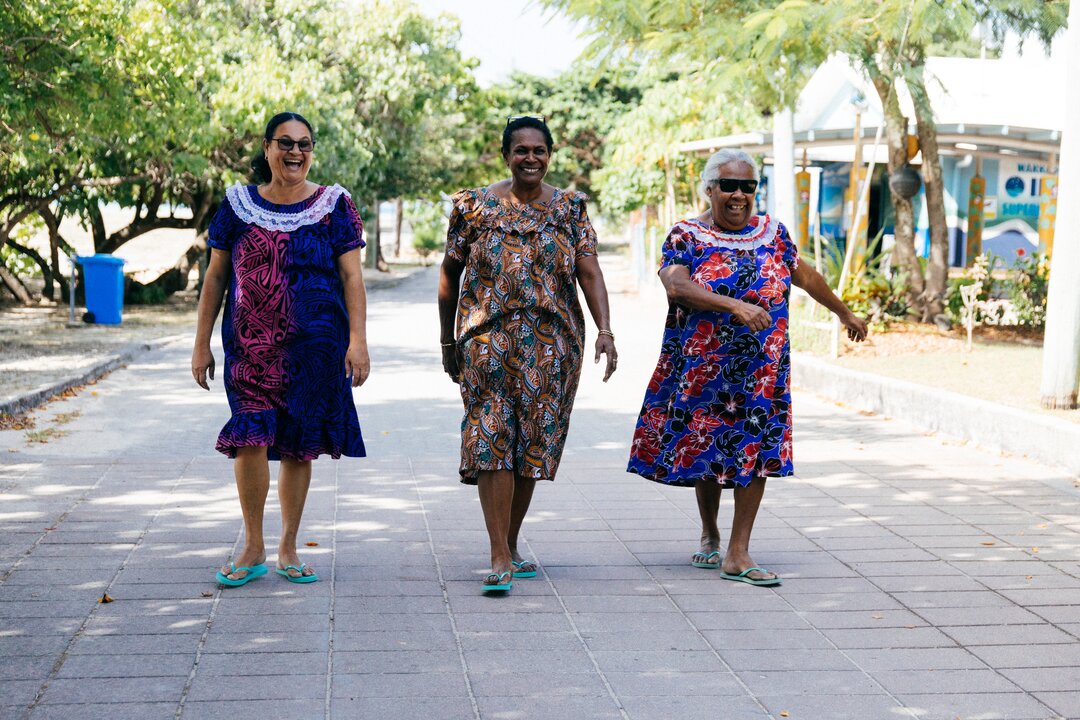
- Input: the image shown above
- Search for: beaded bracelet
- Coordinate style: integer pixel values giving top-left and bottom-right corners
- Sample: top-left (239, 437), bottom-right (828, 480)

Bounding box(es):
top-left (598, 329), bottom-right (615, 340)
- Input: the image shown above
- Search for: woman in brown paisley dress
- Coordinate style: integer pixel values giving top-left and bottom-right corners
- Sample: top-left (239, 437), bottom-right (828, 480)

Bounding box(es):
top-left (438, 116), bottom-right (617, 594)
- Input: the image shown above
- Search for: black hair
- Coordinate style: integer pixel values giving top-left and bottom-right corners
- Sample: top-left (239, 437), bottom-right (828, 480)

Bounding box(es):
top-left (250, 111), bottom-right (315, 183)
top-left (501, 116), bottom-right (554, 156)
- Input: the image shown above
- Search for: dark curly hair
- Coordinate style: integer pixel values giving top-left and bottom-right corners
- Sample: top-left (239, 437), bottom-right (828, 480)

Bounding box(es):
top-left (501, 116), bottom-right (554, 156)
top-left (251, 111), bottom-right (315, 183)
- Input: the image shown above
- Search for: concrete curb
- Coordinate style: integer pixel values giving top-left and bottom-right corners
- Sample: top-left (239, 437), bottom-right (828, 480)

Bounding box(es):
top-left (793, 353), bottom-right (1080, 476)
top-left (0, 336), bottom-right (183, 417)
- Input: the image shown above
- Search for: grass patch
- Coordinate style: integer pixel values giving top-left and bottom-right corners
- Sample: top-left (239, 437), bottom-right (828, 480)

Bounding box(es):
top-left (25, 427), bottom-right (68, 444)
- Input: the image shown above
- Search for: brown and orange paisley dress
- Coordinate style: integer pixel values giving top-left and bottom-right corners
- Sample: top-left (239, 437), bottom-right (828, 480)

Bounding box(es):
top-left (445, 187), bottom-right (598, 484)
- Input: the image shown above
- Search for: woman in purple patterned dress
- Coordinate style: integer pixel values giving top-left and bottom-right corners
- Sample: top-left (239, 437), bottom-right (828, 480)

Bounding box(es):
top-left (192, 112), bottom-right (369, 587)
top-left (627, 149), bottom-right (866, 587)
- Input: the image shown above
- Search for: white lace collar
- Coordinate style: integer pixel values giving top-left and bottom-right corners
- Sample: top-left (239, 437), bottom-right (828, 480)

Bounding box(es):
top-left (226, 183), bottom-right (349, 232)
top-left (680, 214), bottom-right (781, 251)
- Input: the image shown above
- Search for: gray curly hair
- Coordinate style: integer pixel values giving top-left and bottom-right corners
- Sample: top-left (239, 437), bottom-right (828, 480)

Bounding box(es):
top-left (699, 149), bottom-right (760, 202)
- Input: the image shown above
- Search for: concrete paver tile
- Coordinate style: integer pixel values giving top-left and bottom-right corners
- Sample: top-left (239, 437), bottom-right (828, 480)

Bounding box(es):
top-left (756, 693), bottom-right (908, 719)
top-left (332, 630), bottom-right (457, 652)
top-left (333, 650), bottom-right (462, 674)
top-left (195, 651), bottom-right (326, 676)
top-left (1001, 667), bottom-right (1080, 692)
top-left (38, 676), bottom-right (186, 704)
top-left (683, 610), bottom-right (809, 631)
top-left (329, 697), bottom-right (477, 719)
top-left (201, 631), bottom-right (328, 655)
top-left (604, 670), bottom-right (744, 697)
top-left (583, 630), bottom-right (711, 652)
top-left (446, 594), bottom-right (564, 614)
top-left (29, 702), bottom-right (177, 720)
top-left (56, 652), bottom-right (193, 679)
top-left (330, 672), bottom-right (468, 698)
top-left (0, 634), bottom-right (73, 657)
top-left (796, 609), bottom-right (928, 629)
top-left (967, 643), bottom-right (1080, 668)
top-left (911, 606), bottom-right (1044, 626)
top-left (871, 668), bottom-right (1022, 694)
top-left (557, 595), bottom-right (677, 614)
top-left (475, 695), bottom-right (624, 720)
top-left (619, 694), bottom-right (769, 720)
top-left (186, 673), bottom-right (325, 701)
top-left (1032, 691), bottom-right (1080, 718)
top-left (719, 648), bottom-right (860, 672)
top-left (701, 628), bottom-right (833, 651)
top-left (590, 650), bottom-right (728, 673)
top-left (462, 649), bottom-right (596, 674)
top-left (326, 612), bottom-right (449, 632)
top-left (821, 627), bottom-right (958, 649)
top-left (842, 647), bottom-right (986, 671)
top-left (2, 680), bottom-right (44, 707)
top-left (736, 670), bottom-right (884, 696)
top-left (569, 612), bottom-right (694, 635)
top-left (895, 692), bottom-right (1055, 719)
top-left (452, 612), bottom-right (572, 633)
top-left (469, 671), bottom-right (608, 698)
top-left (457, 631), bottom-right (582, 652)
top-left (780, 592), bottom-right (903, 612)
top-left (941, 623), bottom-right (1076, 646)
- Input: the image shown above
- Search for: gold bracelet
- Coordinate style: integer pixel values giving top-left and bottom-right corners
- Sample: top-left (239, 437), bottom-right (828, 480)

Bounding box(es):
top-left (598, 329), bottom-right (615, 340)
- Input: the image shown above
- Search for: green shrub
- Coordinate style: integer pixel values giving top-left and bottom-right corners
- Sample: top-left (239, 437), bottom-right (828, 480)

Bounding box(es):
top-left (409, 201), bottom-right (448, 264)
top-left (1007, 250), bottom-right (1049, 327)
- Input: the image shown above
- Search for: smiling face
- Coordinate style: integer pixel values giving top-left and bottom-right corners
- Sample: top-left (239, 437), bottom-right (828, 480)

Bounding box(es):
top-left (263, 119), bottom-right (313, 184)
top-left (706, 160), bottom-right (757, 231)
top-left (504, 127), bottom-right (550, 189)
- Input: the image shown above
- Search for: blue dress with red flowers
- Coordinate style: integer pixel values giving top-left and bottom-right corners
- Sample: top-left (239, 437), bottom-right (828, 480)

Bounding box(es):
top-left (627, 215), bottom-right (799, 487)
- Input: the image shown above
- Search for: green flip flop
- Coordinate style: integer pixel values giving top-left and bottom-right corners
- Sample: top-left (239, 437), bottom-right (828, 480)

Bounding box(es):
top-left (512, 560), bottom-right (538, 578)
top-left (691, 550), bottom-right (721, 569)
top-left (276, 563), bottom-right (318, 583)
top-left (719, 567), bottom-right (781, 587)
top-left (481, 571), bottom-right (513, 593)
top-left (215, 563), bottom-right (268, 587)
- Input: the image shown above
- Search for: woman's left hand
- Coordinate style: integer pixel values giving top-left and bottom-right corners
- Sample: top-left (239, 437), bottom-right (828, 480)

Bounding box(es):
top-left (841, 312), bottom-right (869, 342)
top-left (595, 335), bottom-right (617, 382)
top-left (345, 341), bottom-right (370, 387)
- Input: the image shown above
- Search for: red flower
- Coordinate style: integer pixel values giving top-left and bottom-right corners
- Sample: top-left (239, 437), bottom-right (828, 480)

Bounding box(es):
top-left (1016, 248), bottom-right (1026, 256)
top-left (688, 408), bottom-right (723, 434)
top-left (752, 363), bottom-right (779, 399)
top-left (631, 425), bottom-right (662, 465)
top-left (683, 360), bottom-right (722, 397)
top-left (684, 320), bottom-right (721, 356)
top-left (648, 356), bottom-right (674, 394)
top-left (692, 255), bottom-right (735, 284)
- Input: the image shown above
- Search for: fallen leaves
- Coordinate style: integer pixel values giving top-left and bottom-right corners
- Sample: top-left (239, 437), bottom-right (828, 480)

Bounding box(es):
top-left (200, 591), bottom-right (213, 598)
top-left (780, 712), bottom-right (790, 718)
top-left (980, 541), bottom-right (995, 546)
top-left (305, 541), bottom-right (319, 547)
top-left (98, 593), bottom-right (114, 604)
top-left (0, 412), bottom-right (36, 431)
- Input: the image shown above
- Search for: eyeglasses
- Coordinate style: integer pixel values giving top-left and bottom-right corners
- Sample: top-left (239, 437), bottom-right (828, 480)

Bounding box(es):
top-left (506, 114), bottom-right (545, 126)
top-left (269, 137), bottom-right (316, 153)
top-left (712, 178), bottom-right (758, 194)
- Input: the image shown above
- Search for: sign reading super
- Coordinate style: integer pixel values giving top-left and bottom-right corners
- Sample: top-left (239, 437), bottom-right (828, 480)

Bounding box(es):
top-left (999, 162), bottom-right (1046, 219)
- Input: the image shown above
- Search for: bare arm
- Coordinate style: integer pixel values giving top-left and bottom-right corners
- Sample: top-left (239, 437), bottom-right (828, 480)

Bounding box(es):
top-left (791, 261), bottom-right (868, 341)
top-left (576, 255), bottom-right (617, 381)
top-left (658, 264), bottom-right (773, 332)
top-left (191, 249), bottom-right (231, 390)
top-left (336, 247), bottom-right (369, 387)
top-left (438, 253), bottom-right (465, 382)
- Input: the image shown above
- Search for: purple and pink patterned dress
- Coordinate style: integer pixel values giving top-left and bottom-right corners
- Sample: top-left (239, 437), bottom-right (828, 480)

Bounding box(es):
top-left (206, 183), bottom-right (367, 461)
top-left (627, 214), bottom-right (799, 487)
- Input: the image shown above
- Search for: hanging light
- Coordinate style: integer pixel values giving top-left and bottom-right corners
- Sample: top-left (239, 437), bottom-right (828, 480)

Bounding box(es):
top-left (889, 164), bottom-right (922, 199)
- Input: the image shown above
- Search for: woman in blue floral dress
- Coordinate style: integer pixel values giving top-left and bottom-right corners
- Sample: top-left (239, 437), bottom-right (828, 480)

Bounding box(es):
top-left (627, 149), bottom-right (866, 586)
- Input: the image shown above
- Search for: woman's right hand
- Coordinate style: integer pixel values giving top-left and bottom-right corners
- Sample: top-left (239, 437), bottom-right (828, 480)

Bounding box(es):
top-left (192, 345), bottom-right (215, 390)
top-left (731, 301), bottom-right (772, 332)
top-left (441, 344), bottom-right (460, 384)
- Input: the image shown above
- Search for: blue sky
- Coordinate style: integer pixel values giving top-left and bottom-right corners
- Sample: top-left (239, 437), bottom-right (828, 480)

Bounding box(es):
top-left (414, 0), bottom-right (589, 86)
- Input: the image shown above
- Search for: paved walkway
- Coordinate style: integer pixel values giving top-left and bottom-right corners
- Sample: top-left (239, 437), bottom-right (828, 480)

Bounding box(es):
top-left (2, 264), bottom-right (1079, 720)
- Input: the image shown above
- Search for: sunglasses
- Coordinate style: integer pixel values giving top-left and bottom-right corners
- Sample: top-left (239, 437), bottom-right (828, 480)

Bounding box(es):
top-left (506, 114), bottom-right (545, 126)
top-left (712, 178), bottom-right (758, 194)
top-left (269, 137), bottom-right (315, 153)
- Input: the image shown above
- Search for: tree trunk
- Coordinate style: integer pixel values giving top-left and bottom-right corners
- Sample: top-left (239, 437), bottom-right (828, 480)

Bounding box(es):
top-left (908, 68), bottom-right (949, 321)
top-left (127, 233), bottom-right (207, 300)
top-left (0, 263), bottom-right (33, 304)
top-left (868, 62), bottom-right (922, 311)
top-left (772, 109), bottom-right (796, 227)
top-left (39, 206), bottom-right (70, 302)
top-left (364, 200), bottom-right (386, 271)
top-left (88, 203), bottom-right (107, 253)
top-left (1040, 0), bottom-right (1080, 408)
top-left (393, 197), bottom-right (403, 258)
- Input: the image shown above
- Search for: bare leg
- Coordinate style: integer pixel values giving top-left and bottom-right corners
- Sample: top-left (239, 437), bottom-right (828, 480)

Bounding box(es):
top-left (278, 457), bottom-right (315, 578)
top-left (722, 477), bottom-right (776, 582)
top-left (477, 469), bottom-right (514, 583)
top-left (692, 479), bottom-right (723, 566)
top-left (222, 446), bottom-right (269, 580)
top-left (508, 474), bottom-right (536, 570)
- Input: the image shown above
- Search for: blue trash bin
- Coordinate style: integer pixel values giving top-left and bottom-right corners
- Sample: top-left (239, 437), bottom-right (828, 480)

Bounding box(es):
top-left (76, 254), bottom-right (126, 324)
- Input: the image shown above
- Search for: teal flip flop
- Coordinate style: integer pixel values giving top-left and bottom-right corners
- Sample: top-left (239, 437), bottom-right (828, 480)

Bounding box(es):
top-left (511, 560), bottom-right (538, 578)
top-left (691, 550), bottom-right (722, 569)
top-left (481, 571), bottom-right (513, 593)
top-left (276, 563), bottom-right (318, 584)
top-left (719, 567), bottom-right (781, 587)
top-left (215, 563), bottom-right (268, 587)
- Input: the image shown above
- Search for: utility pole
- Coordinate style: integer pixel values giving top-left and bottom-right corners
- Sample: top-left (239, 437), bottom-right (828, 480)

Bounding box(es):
top-left (1040, 0), bottom-right (1080, 409)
